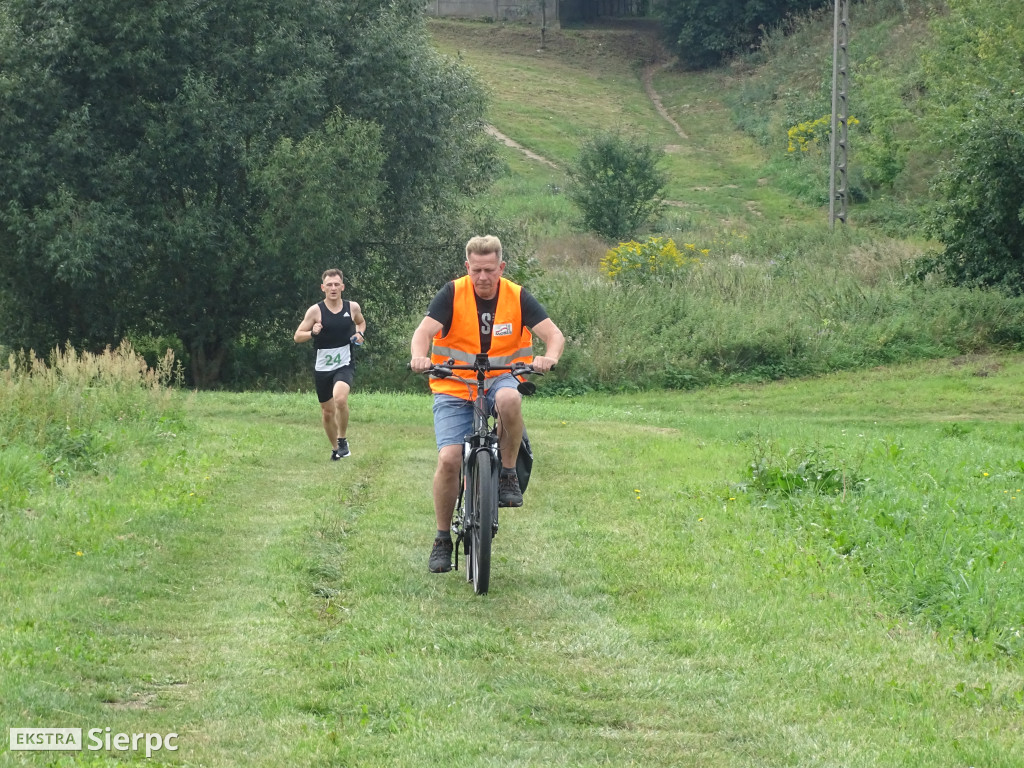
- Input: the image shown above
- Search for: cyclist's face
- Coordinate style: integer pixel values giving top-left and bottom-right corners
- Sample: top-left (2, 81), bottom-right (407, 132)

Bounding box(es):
top-left (466, 251), bottom-right (505, 299)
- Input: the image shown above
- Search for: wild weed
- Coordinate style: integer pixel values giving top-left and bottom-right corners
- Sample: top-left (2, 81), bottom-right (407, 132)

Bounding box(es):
top-left (0, 342), bottom-right (182, 488)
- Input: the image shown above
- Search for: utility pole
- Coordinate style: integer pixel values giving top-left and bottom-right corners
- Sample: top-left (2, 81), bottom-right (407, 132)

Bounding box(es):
top-left (539, 0), bottom-right (547, 49)
top-left (829, 0), bottom-right (851, 229)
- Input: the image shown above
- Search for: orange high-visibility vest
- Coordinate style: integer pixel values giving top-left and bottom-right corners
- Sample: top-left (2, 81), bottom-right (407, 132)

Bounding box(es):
top-left (430, 275), bottom-right (534, 400)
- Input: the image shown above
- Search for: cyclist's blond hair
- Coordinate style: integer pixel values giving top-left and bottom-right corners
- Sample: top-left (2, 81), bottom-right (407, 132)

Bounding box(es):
top-left (465, 235), bottom-right (502, 261)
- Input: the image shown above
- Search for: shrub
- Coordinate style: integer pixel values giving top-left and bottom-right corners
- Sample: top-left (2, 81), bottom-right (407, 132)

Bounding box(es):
top-left (566, 131), bottom-right (668, 241)
top-left (787, 115), bottom-right (859, 155)
top-left (918, 0), bottom-right (1024, 294)
top-left (924, 90), bottom-right (1024, 295)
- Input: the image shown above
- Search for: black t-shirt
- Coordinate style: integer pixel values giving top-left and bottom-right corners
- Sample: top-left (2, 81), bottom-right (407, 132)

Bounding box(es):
top-left (426, 281), bottom-right (549, 353)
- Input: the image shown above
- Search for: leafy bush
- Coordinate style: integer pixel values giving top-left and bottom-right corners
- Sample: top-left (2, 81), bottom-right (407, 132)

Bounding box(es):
top-left (924, 90), bottom-right (1024, 295)
top-left (787, 115), bottom-right (859, 155)
top-left (566, 131), bottom-right (668, 241)
top-left (915, 0), bottom-right (1024, 293)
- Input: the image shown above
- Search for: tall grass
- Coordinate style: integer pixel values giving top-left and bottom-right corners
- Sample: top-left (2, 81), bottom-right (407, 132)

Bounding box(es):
top-left (536, 226), bottom-right (1024, 392)
top-left (0, 342), bottom-right (182, 507)
top-left (2, 342), bottom-right (179, 440)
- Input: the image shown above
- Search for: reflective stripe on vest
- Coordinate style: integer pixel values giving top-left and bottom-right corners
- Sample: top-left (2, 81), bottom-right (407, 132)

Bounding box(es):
top-left (429, 275), bottom-right (533, 400)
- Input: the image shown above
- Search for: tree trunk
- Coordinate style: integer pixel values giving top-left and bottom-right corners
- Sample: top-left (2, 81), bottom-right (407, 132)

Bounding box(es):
top-left (190, 341), bottom-right (228, 388)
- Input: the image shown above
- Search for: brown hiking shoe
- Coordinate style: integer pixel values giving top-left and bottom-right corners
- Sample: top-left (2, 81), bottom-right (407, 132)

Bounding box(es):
top-left (428, 537), bottom-right (453, 573)
top-left (498, 468), bottom-right (523, 507)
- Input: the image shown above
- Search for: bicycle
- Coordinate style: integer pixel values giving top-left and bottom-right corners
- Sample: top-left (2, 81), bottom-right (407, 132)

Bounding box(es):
top-left (420, 353), bottom-right (542, 595)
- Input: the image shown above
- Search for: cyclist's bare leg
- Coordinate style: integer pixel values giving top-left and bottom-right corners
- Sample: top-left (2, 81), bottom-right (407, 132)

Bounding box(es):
top-left (494, 388), bottom-right (523, 470)
top-left (434, 445), bottom-right (462, 530)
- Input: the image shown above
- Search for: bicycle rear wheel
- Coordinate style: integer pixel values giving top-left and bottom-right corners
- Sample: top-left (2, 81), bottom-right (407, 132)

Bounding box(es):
top-left (467, 449), bottom-right (496, 595)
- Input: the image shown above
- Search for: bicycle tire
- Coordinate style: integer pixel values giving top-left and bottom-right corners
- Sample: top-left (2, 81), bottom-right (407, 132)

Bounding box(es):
top-left (468, 449), bottom-right (496, 595)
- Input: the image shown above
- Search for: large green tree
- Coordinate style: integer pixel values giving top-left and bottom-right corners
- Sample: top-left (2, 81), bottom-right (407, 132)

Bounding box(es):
top-left (0, 0), bottom-right (495, 385)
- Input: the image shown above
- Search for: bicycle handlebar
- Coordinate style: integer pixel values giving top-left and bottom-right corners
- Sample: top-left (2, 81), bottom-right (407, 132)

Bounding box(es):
top-left (426, 361), bottom-right (543, 379)
top-left (410, 357), bottom-right (551, 377)
top-left (409, 360), bottom-right (550, 402)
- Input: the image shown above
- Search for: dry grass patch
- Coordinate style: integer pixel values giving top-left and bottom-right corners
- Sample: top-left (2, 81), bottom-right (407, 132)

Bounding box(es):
top-left (845, 237), bottom-right (929, 285)
top-left (534, 233), bottom-right (609, 270)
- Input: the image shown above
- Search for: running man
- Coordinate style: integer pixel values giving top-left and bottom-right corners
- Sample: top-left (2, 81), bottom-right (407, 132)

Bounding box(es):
top-left (294, 268), bottom-right (366, 460)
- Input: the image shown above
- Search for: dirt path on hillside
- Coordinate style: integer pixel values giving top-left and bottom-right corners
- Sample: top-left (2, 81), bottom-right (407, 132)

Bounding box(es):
top-left (484, 124), bottom-right (560, 169)
top-left (643, 60), bottom-right (688, 141)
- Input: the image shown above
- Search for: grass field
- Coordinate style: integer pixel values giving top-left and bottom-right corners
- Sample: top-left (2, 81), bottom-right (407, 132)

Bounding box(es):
top-left (3, 350), bottom-right (1023, 766)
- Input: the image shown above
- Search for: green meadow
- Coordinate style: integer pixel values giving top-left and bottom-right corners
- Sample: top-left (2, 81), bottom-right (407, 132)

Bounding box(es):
top-left (2, 347), bottom-right (1022, 766)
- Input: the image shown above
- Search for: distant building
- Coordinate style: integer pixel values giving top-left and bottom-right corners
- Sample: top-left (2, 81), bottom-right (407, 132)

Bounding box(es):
top-left (425, 0), bottom-right (649, 25)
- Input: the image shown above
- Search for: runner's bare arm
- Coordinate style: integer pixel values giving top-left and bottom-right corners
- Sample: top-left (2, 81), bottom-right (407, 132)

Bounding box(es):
top-left (350, 301), bottom-right (366, 337)
top-left (294, 305), bottom-right (322, 343)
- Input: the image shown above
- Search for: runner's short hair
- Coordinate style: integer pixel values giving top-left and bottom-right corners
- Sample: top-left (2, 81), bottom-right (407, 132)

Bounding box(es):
top-left (322, 268), bottom-right (343, 283)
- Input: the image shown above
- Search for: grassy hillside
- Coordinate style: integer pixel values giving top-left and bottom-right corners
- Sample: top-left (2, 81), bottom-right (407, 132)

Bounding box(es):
top-left (430, 18), bottom-right (826, 242)
top-left (402, 5), bottom-right (1024, 399)
top-left (430, 1), bottom-right (947, 246)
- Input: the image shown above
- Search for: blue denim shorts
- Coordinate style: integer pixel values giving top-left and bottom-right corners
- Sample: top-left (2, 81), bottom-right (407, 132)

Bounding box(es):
top-left (432, 373), bottom-right (520, 450)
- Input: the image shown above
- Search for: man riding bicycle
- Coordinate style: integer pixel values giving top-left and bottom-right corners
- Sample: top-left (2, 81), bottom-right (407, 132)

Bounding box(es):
top-left (409, 235), bottom-right (564, 573)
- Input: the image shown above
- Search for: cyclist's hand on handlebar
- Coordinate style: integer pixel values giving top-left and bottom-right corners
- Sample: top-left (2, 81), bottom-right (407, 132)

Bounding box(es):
top-left (531, 355), bottom-right (558, 373)
top-left (409, 356), bottom-right (433, 373)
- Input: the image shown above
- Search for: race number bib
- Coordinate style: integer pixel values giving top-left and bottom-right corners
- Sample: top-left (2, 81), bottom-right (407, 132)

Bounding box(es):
top-left (315, 346), bottom-right (351, 372)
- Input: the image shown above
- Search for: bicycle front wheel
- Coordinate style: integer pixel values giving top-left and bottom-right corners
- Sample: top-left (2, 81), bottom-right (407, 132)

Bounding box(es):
top-left (467, 449), bottom-right (496, 595)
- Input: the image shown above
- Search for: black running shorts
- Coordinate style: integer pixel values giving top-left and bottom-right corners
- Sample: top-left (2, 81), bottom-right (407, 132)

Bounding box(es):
top-left (314, 365), bottom-right (354, 403)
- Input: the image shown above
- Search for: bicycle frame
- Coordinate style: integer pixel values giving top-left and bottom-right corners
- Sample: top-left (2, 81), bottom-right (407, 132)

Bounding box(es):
top-left (423, 353), bottom-right (539, 591)
top-left (452, 354), bottom-right (502, 570)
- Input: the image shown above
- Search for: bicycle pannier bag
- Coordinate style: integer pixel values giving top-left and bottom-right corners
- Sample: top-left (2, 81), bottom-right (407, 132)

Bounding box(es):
top-left (516, 431), bottom-right (533, 493)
